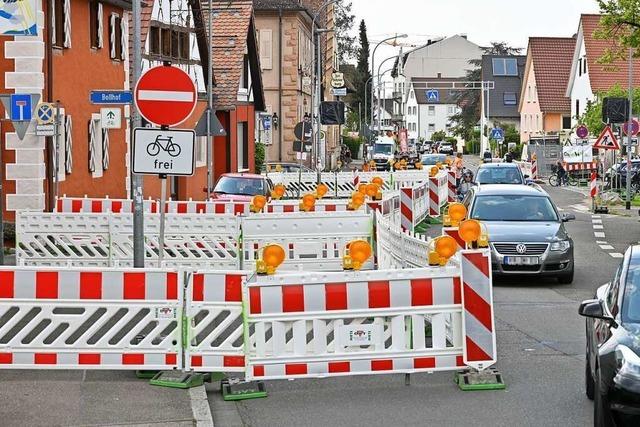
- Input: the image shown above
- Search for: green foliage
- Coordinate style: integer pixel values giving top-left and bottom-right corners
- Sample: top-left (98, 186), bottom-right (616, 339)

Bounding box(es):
top-left (335, 1), bottom-right (356, 65)
top-left (432, 130), bottom-right (446, 142)
top-left (345, 109), bottom-right (360, 132)
top-left (355, 20), bottom-right (371, 124)
top-left (255, 142), bottom-right (265, 173)
top-left (596, 1), bottom-right (640, 62)
top-left (445, 136), bottom-right (457, 144)
top-left (581, 84), bottom-right (640, 135)
top-left (343, 136), bottom-right (362, 160)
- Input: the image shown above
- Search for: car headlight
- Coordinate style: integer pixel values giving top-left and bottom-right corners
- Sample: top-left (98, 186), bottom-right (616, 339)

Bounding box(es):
top-left (615, 345), bottom-right (640, 382)
top-left (550, 240), bottom-right (570, 251)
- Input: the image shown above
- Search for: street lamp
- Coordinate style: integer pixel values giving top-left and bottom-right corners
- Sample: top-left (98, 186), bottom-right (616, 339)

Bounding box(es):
top-left (310, 0), bottom-right (339, 176)
top-left (370, 34), bottom-right (407, 138)
top-left (376, 54), bottom-right (402, 135)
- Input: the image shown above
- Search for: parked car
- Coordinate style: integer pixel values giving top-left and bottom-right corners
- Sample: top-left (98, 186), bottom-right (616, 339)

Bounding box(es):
top-left (421, 154), bottom-right (448, 166)
top-left (439, 142), bottom-right (454, 155)
top-left (419, 141), bottom-right (433, 154)
top-left (580, 245), bottom-right (640, 426)
top-left (262, 162), bottom-right (313, 174)
top-left (210, 173), bottom-right (274, 201)
top-left (475, 163), bottom-right (527, 185)
top-left (463, 184), bottom-right (575, 283)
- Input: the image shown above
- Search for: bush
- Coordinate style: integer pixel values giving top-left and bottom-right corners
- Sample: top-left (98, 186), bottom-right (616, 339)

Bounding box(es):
top-left (2, 222), bottom-right (15, 249)
top-left (444, 137), bottom-right (457, 144)
top-left (343, 136), bottom-right (362, 160)
top-left (255, 142), bottom-right (265, 173)
top-left (432, 131), bottom-right (446, 142)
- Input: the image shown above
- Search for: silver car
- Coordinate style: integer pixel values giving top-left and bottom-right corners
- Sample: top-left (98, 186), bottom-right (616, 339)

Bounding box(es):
top-left (463, 184), bottom-right (575, 283)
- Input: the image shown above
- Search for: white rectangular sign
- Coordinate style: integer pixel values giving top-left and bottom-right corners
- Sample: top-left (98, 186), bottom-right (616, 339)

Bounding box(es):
top-left (339, 324), bottom-right (382, 347)
top-left (133, 128), bottom-right (195, 176)
top-left (562, 145), bottom-right (593, 164)
top-left (101, 107), bottom-right (122, 129)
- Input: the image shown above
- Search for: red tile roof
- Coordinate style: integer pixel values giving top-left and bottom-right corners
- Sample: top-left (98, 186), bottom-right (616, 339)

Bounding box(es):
top-left (202, 0), bottom-right (254, 110)
top-left (529, 37), bottom-right (576, 113)
top-left (581, 14), bottom-right (640, 92)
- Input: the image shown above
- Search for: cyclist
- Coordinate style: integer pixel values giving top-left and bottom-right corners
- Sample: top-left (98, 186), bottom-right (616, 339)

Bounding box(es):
top-left (556, 161), bottom-right (567, 186)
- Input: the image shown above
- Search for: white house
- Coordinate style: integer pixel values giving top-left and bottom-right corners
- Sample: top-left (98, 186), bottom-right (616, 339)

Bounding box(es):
top-left (412, 78), bottom-right (461, 141)
top-left (401, 35), bottom-right (483, 80)
top-left (566, 14), bottom-right (640, 129)
top-left (405, 83), bottom-right (419, 141)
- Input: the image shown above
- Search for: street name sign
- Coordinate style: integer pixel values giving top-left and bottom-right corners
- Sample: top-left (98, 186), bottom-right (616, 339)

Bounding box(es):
top-left (90, 90), bottom-right (133, 104)
top-left (132, 128), bottom-right (195, 176)
top-left (35, 124), bottom-right (56, 136)
top-left (331, 87), bottom-right (347, 97)
top-left (134, 65), bottom-right (197, 127)
top-left (101, 107), bottom-right (121, 129)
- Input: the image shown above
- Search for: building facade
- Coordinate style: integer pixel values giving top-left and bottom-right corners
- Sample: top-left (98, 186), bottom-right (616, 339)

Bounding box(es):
top-left (401, 35), bottom-right (482, 81)
top-left (481, 54), bottom-right (526, 130)
top-left (412, 77), bottom-right (461, 142)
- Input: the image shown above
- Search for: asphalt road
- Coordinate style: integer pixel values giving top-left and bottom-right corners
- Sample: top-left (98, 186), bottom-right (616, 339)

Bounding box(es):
top-left (206, 181), bottom-right (640, 427)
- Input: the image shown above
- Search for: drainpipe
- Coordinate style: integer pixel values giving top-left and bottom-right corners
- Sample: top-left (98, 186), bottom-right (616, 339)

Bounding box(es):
top-left (46, 0), bottom-right (54, 211)
top-left (278, 8), bottom-right (283, 162)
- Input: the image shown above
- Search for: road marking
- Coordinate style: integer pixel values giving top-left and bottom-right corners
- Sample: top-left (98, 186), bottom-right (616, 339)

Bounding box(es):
top-left (592, 219), bottom-right (603, 224)
top-left (610, 253), bottom-right (624, 259)
top-left (593, 225), bottom-right (604, 230)
top-left (595, 232), bottom-right (606, 238)
top-left (189, 385), bottom-right (214, 427)
top-left (596, 241), bottom-right (607, 244)
top-left (599, 245), bottom-right (615, 250)
top-left (592, 215), bottom-right (601, 219)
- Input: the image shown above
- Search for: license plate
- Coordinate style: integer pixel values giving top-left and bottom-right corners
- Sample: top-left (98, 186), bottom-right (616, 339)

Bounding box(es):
top-left (503, 256), bottom-right (540, 266)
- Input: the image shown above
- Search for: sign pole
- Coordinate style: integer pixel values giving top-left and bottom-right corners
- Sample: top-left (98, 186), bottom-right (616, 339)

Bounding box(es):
top-left (54, 101), bottom-right (61, 200)
top-left (132, 0), bottom-right (145, 268)
top-left (0, 121), bottom-right (4, 266)
top-left (626, 47), bottom-right (634, 210)
top-left (158, 174), bottom-right (167, 268)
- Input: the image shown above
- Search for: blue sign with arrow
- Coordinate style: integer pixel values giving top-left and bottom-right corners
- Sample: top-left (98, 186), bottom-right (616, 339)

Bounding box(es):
top-left (90, 90), bottom-right (133, 105)
top-left (426, 89), bottom-right (439, 103)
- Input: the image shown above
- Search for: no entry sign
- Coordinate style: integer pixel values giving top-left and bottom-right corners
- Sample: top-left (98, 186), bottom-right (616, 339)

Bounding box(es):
top-left (134, 65), bottom-right (197, 127)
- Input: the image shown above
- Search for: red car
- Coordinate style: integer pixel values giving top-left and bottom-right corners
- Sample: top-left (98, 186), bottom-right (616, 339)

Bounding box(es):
top-left (209, 173), bottom-right (274, 202)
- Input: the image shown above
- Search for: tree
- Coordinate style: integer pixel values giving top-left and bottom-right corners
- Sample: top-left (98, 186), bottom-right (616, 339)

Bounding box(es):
top-left (431, 130), bottom-right (446, 142)
top-left (449, 42), bottom-right (522, 142)
top-left (355, 20), bottom-right (372, 124)
top-left (595, 1), bottom-right (640, 62)
top-left (335, 1), bottom-right (356, 65)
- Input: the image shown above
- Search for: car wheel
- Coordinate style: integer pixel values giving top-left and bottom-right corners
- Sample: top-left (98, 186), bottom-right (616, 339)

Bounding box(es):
top-left (558, 268), bottom-right (574, 284)
top-left (585, 350), bottom-right (595, 400)
top-left (594, 371), bottom-right (614, 427)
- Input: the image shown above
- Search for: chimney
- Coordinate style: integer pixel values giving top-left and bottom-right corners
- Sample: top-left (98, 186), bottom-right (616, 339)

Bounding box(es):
top-left (460, 34), bottom-right (468, 40)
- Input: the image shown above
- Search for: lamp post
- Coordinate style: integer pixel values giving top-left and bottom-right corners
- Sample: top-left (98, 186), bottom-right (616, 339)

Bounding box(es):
top-left (370, 34), bottom-right (407, 139)
top-left (310, 0), bottom-right (339, 176)
top-left (376, 54), bottom-right (401, 134)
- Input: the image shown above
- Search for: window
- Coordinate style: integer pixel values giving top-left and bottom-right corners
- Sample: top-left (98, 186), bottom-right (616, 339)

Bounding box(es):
top-left (149, 26), bottom-right (160, 54)
top-left (260, 29), bottom-right (273, 70)
top-left (583, 57), bottom-right (588, 74)
top-left (578, 58), bottom-right (582, 77)
top-left (536, 114), bottom-right (541, 131)
top-left (492, 58), bottom-right (518, 76)
top-left (179, 32), bottom-right (189, 59)
top-left (428, 123), bottom-right (435, 131)
top-left (428, 106), bottom-right (435, 116)
top-left (576, 99), bottom-right (580, 118)
top-left (410, 91), bottom-right (415, 99)
top-left (196, 136), bottom-right (207, 166)
top-left (237, 122), bottom-right (248, 170)
top-left (53, 0), bottom-right (64, 48)
top-left (503, 92), bottom-right (517, 106)
top-left (241, 54), bottom-right (249, 89)
top-left (562, 116), bottom-right (571, 130)
top-left (89, 1), bottom-right (99, 48)
top-left (161, 28), bottom-right (171, 56)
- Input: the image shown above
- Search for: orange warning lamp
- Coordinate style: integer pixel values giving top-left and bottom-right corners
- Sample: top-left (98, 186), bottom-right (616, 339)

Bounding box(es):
top-left (430, 166), bottom-right (439, 177)
top-left (250, 195), bottom-right (267, 213)
top-left (271, 183), bottom-right (286, 200)
top-left (256, 244), bottom-right (285, 275)
top-left (343, 240), bottom-right (372, 271)
top-left (358, 183), bottom-right (367, 195)
top-left (348, 191), bottom-right (365, 210)
top-left (275, 164), bottom-right (283, 172)
top-left (299, 193), bottom-right (316, 212)
top-left (365, 183), bottom-right (379, 198)
top-left (415, 161), bottom-right (423, 170)
top-left (459, 219), bottom-right (489, 248)
top-left (448, 203), bottom-right (467, 227)
top-left (316, 183), bottom-right (329, 199)
top-left (428, 236), bottom-right (458, 266)
top-left (372, 176), bottom-right (384, 187)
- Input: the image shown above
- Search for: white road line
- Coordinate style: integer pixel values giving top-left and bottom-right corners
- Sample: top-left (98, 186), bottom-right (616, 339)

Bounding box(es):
top-left (595, 232), bottom-right (606, 238)
top-left (592, 215), bottom-right (601, 219)
top-left (599, 245), bottom-right (615, 250)
top-left (596, 241), bottom-right (607, 244)
top-left (593, 225), bottom-right (604, 230)
top-left (610, 253), bottom-right (624, 259)
top-left (592, 219), bottom-right (603, 224)
top-left (189, 385), bottom-right (214, 427)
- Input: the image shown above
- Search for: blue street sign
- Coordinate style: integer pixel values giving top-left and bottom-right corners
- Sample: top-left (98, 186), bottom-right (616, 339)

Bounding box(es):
top-left (490, 127), bottom-right (504, 140)
top-left (90, 90), bottom-right (133, 104)
top-left (10, 94), bottom-right (32, 121)
top-left (426, 89), bottom-right (439, 103)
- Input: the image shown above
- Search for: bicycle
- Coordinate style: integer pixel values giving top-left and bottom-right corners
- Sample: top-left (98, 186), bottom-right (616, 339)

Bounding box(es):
top-left (548, 170), bottom-right (578, 186)
top-left (147, 135), bottom-right (181, 157)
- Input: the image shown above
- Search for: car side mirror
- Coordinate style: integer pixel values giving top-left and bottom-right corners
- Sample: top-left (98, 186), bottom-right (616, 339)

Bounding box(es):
top-left (578, 299), bottom-right (617, 326)
top-left (524, 174), bottom-right (530, 179)
top-left (562, 213), bottom-right (576, 222)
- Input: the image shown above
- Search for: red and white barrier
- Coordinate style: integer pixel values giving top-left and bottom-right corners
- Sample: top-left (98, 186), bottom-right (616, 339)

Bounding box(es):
top-left (400, 187), bottom-right (413, 232)
top-left (429, 177), bottom-right (440, 216)
top-left (565, 161), bottom-right (598, 172)
top-left (447, 170), bottom-right (457, 202)
top-left (531, 159), bottom-right (538, 180)
top-left (590, 172), bottom-right (598, 198)
top-left (0, 267), bottom-right (182, 370)
top-left (56, 197), bottom-right (158, 213)
top-left (400, 182), bottom-right (429, 232)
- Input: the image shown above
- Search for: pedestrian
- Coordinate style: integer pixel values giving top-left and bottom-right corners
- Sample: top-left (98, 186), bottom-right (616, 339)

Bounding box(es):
top-left (453, 153), bottom-right (464, 187)
top-left (505, 149), bottom-right (514, 163)
top-left (457, 169), bottom-right (474, 200)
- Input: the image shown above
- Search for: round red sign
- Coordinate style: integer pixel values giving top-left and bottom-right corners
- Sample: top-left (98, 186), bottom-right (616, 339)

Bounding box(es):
top-left (623, 118), bottom-right (640, 136)
top-left (134, 65), bottom-right (197, 127)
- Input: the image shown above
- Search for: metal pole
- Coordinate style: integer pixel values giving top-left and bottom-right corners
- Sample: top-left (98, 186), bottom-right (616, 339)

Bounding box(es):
top-left (480, 82), bottom-right (486, 154)
top-left (0, 121), bottom-right (4, 266)
top-left (54, 101), bottom-right (61, 200)
top-left (206, 0), bottom-right (213, 199)
top-left (316, 30), bottom-right (322, 176)
top-left (132, 0), bottom-right (145, 268)
top-left (158, 175), bottom-right (166, 267)
top-left (626, 47), bottom-right (633, 210)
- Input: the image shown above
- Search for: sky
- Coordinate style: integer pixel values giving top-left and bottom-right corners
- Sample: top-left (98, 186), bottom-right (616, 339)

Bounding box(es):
top-left (350, 0), bottom-right (601, 67)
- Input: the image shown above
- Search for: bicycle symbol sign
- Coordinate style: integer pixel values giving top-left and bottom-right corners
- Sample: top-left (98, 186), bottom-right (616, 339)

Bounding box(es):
top-left (133, 127), bottom-right (195, 176)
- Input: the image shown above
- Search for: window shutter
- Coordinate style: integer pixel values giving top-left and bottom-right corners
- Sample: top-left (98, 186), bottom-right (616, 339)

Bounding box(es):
top-left (65, 115), bottom-right (73, 174)
top-left (259, 29), bottom-right (272, 70)
top-left (51, 3), bottom-right (56, 46)
top-left (88, 119), bottom-right (96, 172)
top-left (120, 14), bottom-right (128, 61)
top-left (109, 14), bottom-right (116, 59)
top-left (63, 0), bottom-right (72, 48)
top-left (102, 128), bottom-right (110, 170)
top-left (97, 3), bottom-right (103, 48)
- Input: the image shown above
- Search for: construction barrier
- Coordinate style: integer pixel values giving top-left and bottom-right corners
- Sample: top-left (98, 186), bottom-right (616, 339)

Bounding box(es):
top-left (514, 161), bottom-right (533, 180)
top-left (447, 170), bottom-right (457, 202)
top-left (400, 181), bottom-right (429, 232)
top-left (55, 196), bottom-right (158, 213)
top-left (0, 267), bottom-right (182, 370)
top-left (242, 250), bottom-right (493, 381)
top-left (429, 172), bottom-right (448, 217)
top-left (376, 212), bottom-right (431, 269)
top-left (531, 158), bottom-right (538, 179)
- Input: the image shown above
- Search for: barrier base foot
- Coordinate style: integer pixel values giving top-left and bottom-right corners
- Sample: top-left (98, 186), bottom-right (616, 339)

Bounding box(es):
top-left (455, 368), bottom-right (505, 391)
top-left (135, 370), bottom-right (159, 379)
top-left (221, 378), bottom-right (267, 401)
top-left (149, 370), bottom-right (206, 389)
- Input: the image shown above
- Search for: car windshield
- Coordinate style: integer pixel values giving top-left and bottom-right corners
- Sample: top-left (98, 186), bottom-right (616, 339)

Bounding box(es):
top-left (471, 195), bottom-right (559, 222)
top-left (475, 167), bottom-right (523, 184)
top-left (422, 155), bottom-right (446, 165)
top-left (214, 177), bottom-right (264, 196)
top-left (374, 144), bottom-right (394, 155)
top-left (622, 257), bottom-right (640, 324)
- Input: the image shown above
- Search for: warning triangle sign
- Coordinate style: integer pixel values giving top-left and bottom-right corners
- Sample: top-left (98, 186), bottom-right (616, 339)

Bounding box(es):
top-left (593, 125), bottom-right (620, 150)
